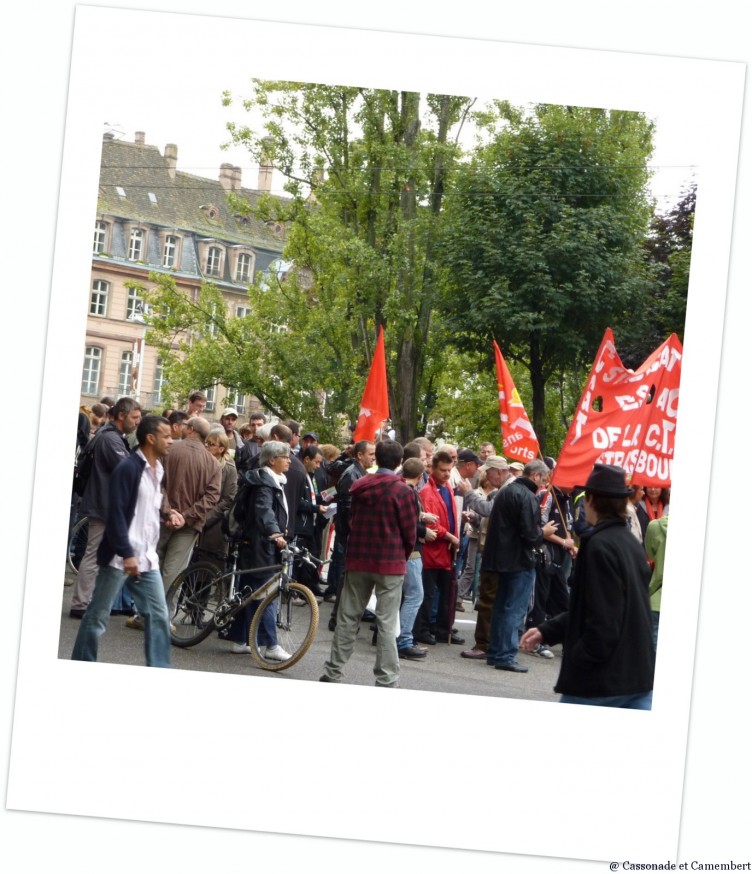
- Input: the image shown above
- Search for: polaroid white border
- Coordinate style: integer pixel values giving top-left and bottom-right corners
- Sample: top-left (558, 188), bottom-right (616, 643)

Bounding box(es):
top-left (7, 5), bottom-right (744, 865)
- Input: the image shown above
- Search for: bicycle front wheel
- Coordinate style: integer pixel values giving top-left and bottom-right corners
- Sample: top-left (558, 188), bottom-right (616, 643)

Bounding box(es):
top-left (67, 517), bottom-right (89, 574)
top-left (249, 581), bottom-right (319, 671)
top-left (166, 562), bottom-right (224, 647)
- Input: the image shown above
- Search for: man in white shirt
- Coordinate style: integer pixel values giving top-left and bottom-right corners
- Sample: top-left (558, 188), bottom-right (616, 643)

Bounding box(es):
top-left (71, 415), bottom-right (184, 667)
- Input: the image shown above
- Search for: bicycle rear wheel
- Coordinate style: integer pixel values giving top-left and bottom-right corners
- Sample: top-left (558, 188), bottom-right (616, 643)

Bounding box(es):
top-left (249, 581), bottom-right (319, 671)
top-left (166, 562), bottom-right (224, 647)
top-left (67, 517), bottom-right (89, 574)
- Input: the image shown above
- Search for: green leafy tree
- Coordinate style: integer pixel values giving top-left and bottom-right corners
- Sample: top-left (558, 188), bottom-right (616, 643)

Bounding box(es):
top-left (223, 81), bottom-right (475, 441)
top-left (438, 102), bottom-right (657, 452)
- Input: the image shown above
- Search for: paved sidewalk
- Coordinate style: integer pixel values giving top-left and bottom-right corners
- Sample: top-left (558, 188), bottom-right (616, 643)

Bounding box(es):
top-left (58, 573), bottom-right (559, 702)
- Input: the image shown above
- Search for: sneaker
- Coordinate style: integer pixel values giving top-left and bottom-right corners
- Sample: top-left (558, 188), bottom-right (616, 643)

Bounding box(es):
top-left (534, 644), bottom-right (554, 659)
top-left (231, 643), bottom-right (251, 654)
top-left (265, 644), bottom-right (292, 661)
top-left (125, 614), bottom-right (144, 630)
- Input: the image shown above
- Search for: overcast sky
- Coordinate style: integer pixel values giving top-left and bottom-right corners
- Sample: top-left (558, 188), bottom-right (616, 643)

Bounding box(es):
top-left (102, 75), bottom-right (696, 210)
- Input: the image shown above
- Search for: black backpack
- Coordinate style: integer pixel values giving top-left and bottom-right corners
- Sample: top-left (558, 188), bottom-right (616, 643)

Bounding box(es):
top-left (221, 474), bottom-right (256, 541)
top-left (72, 432), bottom-right (101, 497)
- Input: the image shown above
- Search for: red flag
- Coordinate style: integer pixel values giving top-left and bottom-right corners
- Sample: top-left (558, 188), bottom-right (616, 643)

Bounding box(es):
top-left (353, 326), bottom-right (390, 442)
top-left (551, 328), bottom-right (682, 489)
top-left (493, 340), bottom-right (540, 464)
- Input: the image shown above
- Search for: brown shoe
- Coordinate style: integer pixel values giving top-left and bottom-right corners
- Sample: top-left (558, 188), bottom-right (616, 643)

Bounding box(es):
top-left (460, 647), bottom-right (487, 659)
top-left (455, 601), bottom-right (465, 612)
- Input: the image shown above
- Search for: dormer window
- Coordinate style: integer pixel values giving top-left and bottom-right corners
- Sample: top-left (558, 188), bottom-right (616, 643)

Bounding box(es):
top-left (128, 228), bottom-right (144, 261)
top-left (206, 246), bottom-right (222, 277)
top-left (93, 220), bottom-right (108, 254)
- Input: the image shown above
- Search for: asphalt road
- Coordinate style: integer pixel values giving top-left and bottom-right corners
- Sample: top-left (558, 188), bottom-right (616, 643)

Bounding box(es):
top-left (58, 570), bottom-right (560, 702)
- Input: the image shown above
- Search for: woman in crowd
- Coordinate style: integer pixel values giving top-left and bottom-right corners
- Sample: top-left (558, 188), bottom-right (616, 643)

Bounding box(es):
top-left (197, 427), bottom-right (238, 571)
top-left (225, 440), bottom-right (292, 661)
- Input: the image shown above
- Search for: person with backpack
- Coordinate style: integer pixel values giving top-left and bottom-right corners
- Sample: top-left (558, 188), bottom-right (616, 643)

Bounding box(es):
top-left (69, 397), bottom-right (142, 618)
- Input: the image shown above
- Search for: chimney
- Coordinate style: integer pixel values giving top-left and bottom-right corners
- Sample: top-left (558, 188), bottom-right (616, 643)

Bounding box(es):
top-left (257, 158), bottom-right (273, 193)
top-left (103, 132), bottom-right (114, 142)
top-left (164, 143), bottom-right (178, 179)
top-left (219, 162), bottom-right (235, 191)
top-left (232, 165), bottom-right (242, 191)
top-left (135, 131), bottom-right (145, 145)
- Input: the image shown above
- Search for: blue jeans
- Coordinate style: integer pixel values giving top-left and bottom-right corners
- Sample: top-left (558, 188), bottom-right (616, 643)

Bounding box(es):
top-left (71, 565), bottom-right (171, 667)
top-left (397, 555), bottom-right (424, 650)
top-left (560, 691), bottom-right (653, 710)
top-left (486, 567), bottom-right (536, 666)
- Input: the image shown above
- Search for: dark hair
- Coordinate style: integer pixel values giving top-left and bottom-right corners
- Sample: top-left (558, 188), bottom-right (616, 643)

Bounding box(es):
top-left (189, 390), bottom-right (207, 402)
top-left (270, 422), bottom-right (293, 443)
top-left (250, 412), bottom-right (266, 423)
top-left (375, 440), bottom-right (403, 471)
top-left (113, 396), bottom-right (141, 420)
top-left (168, 410), bottom-right (188, 426)
top-left (301, 444), bottom-right (322, 461)
top-left (432, 449), bottom-right (454, 467)
top-left (401, 457), bottom-right (425, 480)
top-left (285, 419), bottom-right (300, 436)
top-left (137, 415), bottom-right (169, 446)
top-left (586, 492), bottom-right (628, 521)
top-left (353, 440), bottom-right (374, 459)
top-left (402, 441), bottom-right (424, 461)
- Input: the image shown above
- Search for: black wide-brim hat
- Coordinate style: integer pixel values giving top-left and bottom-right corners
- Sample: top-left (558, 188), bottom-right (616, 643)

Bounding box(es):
top-left (577, 463), bottom-right (633, 497)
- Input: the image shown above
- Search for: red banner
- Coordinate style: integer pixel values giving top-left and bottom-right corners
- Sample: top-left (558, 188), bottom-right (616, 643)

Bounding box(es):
top-left (552, 329), bottom-right (682, 489)
top-left (493, 340), bottom-right (540, 464)
top-left (353, 326), bottom-right (390, 443)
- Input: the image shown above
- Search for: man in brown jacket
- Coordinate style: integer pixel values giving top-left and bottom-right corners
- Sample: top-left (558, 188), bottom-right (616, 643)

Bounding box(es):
top-left (126, 416), bottom-right (221, 629)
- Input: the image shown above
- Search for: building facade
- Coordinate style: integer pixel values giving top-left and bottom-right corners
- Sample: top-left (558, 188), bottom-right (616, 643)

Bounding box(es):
top-left (81, 130), bottom-right (286, 418)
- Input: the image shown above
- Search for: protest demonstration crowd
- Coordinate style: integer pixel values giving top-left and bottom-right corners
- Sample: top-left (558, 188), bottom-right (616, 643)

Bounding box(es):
top-left (65, 319), bottom-right (674, 709)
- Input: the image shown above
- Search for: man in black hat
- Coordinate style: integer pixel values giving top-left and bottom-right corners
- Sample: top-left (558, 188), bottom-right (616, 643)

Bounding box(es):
top-left (520, 463), bottom-right (655, 709)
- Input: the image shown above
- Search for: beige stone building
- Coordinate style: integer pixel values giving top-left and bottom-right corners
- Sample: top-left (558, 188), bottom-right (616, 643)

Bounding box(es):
top-left (80, 130), bottom-right (286, 420)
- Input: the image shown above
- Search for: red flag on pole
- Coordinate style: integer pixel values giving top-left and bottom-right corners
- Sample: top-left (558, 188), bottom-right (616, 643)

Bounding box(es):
top-left (493, 340), bottom-right (540, 464)
top-left (352, 326), bottom-right (390, 443)
top-left (551, 328), bottom-right (682, 489)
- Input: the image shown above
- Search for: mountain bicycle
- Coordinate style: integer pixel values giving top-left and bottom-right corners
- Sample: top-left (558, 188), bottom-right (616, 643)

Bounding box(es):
top-left (165, 541), bottom-right (325, 671)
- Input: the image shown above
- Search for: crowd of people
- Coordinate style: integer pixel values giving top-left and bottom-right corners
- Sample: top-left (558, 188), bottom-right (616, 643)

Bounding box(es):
top-left (68, 392), bottom-right (668, 707)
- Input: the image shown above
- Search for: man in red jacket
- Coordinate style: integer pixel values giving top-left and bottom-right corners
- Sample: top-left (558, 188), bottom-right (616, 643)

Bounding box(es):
top-left (413, 449), bottom-right (464, 645)
top-left (320, 440), bottom-right (418, 688)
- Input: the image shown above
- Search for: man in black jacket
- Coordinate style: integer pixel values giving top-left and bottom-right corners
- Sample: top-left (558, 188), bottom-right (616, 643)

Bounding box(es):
top-left (71, 415), bottom-right (184, 666)
top-left (327, 440), bottom-right (375, 629)
top-left (69, 397), bottom-right (141, 618)
top-left (482, 458), bottom-right (555, 673)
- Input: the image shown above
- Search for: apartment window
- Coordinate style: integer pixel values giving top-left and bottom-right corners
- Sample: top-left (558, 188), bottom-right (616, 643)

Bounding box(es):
top-left (153, 357), bottom-right (165, 405)
top-left (235, 305), bottom-right (250, 319)
top-left (93, 220), bottom-right (107, 254)
top-left (225, 387), bottom-right (243, 409)
top-left (126, 288), bottom-right (145, 321)
top-left (236, 253), bottom-right (252, 283)
top-left (128, 228), bottom-right (144, 261)
top-left (118, 350), bottom-right (133, 397)
top-left (89, 280), bottom-right (109, 316)
top-left (205, 385), bottom-right (216, 412)
top-left (81, 347), bottom-right (101, 395)
top-left (163, 235), bottom-right (178, 268)
top-left (206, 246), bottom-right (222, 277)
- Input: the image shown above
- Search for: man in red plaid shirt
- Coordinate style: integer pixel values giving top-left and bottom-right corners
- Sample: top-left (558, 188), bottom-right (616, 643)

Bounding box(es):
top-left (320, 440), bottom-right (418, 687)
